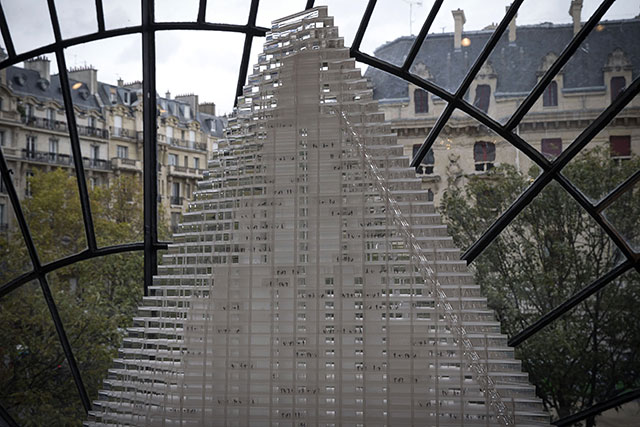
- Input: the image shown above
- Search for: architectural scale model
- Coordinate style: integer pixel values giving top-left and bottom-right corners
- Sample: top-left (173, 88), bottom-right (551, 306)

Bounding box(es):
top-left (87, 7), bottom-right (549, 426)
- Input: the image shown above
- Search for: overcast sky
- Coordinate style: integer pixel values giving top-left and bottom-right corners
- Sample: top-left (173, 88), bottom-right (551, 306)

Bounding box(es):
top-left (1, 0), bottom-right (637, 115)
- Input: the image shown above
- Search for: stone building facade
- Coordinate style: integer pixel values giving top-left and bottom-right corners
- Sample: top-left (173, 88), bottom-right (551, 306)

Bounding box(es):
top-left (0, 58), bottom-right (226, 232)
top-left (365, 1), bottom-right (640, 204)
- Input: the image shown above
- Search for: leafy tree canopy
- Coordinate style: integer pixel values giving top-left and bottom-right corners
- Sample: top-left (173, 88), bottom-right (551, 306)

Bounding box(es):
top-left (440, 148), bottom-right (640, 425)
top-left (0, 169), bottom-right (168, 426)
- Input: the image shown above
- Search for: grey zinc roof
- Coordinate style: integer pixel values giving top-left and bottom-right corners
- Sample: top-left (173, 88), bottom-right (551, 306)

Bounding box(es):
top-left (6, 65), bottom-right (226, 133)
top-left (365, 18), bottom-right (640, 100)
top-left (7, 66), bottom-right (102, 111)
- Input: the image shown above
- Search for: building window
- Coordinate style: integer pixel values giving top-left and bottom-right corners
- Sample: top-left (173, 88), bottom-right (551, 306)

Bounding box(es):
top-left (610, 135), bottom-right (631, 162)
top-left (414, 89), bottom-right (428, 114)
top-left (110, 90), bottom-right (116, 103)
top-left (412, 144), bottom-right (434, 175)
top-left (171, 182), bottom-right (181, 203)
top-left (168, 153), bottom-right (178, 166)
top-left (194, 157), bottom-right (200, 169)
top-left (88, 116), bottom-right (96, 128)
top-left (543, 81), bottom-right (558, 107)
top-left (473, 84), bottom-right (491, 113)
top-left (113, 115), bottom-right (123, 136)
top-left (117, 145), bottom-right (129, 159)
top-left (91, 145), bottom-right (100, 160)
top-left (610, 76), bottom-right (626, 103)
top-left (184, 105), bottom-right (190, 119)
top-left (0, 130), bottom-right (5, 147)
top-left (474, 141), bottom-right (496, 171)
top-left (89, 177), bottom-right (96, 190)
top-left (541, 138), bottom-right (562, 159)
top-left (48, 139), bottom-right (58, 161)
top-left (26, 136), bottom-right (37, 157)
top-left (123, 91), bottom-right (130, 105)
top-left (0, 202), bottom-right (5, 228)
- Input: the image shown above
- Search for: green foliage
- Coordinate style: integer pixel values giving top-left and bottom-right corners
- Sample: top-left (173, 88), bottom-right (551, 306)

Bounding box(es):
top-left (0, 170), bottom-right (168, 425)
top-left (440, 149), bottom-right (640, 423)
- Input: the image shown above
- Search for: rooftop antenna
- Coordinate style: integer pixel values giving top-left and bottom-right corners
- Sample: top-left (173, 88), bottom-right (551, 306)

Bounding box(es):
top-left (401, 0), bottom-right (423, 35)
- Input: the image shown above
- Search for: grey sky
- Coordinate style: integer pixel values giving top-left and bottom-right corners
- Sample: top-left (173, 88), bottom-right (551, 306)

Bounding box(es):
top-left (1, 0), bottom-right (637, 115)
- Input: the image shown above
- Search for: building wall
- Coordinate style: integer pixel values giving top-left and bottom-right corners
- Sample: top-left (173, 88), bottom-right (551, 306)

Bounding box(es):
top-left (0, 65), bottom-right (222, 233)
top-left (377, 48), bottom-right (639, 206)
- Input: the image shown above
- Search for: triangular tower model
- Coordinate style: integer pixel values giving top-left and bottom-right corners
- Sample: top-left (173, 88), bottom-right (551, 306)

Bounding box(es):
top-left (88, 7), bottom-right (549, 426)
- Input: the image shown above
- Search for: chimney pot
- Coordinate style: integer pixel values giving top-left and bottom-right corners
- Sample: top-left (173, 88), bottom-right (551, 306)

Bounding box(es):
top-left (452, 9), bottom-right (466, 51)
top-left (569, 0), bottom-right (583, 35)
top-left (506, 5), bottom-right (517, 44)
top-left (165, 91), bottom-right (171, 99)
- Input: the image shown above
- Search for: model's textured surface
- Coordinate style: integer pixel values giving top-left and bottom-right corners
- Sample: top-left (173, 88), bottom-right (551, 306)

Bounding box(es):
top-left (87, 8), bottom-right (549, 426)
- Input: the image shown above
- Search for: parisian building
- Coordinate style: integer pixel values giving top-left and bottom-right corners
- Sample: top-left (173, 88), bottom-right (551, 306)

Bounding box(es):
top-left (0, 58), bottom-right (226, 232)
top-left (87, 7), bottom-right (549, 426)
top-left (366, 1), bottom-right (640, 204)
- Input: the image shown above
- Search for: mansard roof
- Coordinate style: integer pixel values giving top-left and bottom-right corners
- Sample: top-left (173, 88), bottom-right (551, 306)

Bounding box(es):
top-left (4, 64), bottom-right (225, 133)
top-left (365, 18), bottom-right (640, 101)
top-left (6, 66), bottom-right (102, 111)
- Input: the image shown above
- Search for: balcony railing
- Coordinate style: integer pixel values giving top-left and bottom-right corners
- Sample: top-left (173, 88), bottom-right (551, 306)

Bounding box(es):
top-left (168, 164), bottom-right (205, 178)
top-left (111, 157), bottom-right (142, 171)
top-left (21, 115), bottom-right (109, 139)
top-left (22, 149), bottom-right (110, 170)
top-left (77, 125), bottom-right (109, 139)
top-left (170, 196), bottom-right (183, 205)
top-left (156, 133), bottom-right (207, 151)
top-left (110, 126), bottom-right (139, 141)
top-left (22, 149), bottom-right (73, 166)
top-left (21, 115), bottom-right (68, 132)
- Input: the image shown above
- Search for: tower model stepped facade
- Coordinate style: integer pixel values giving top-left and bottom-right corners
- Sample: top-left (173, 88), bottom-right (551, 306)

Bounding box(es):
top-left (87, 7), bottom-right (549, 426)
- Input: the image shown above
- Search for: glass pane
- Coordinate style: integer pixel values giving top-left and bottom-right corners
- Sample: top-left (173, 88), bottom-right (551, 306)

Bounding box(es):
top-left (561, 94), bottom-right (640, 204)
top-left (314, 0), bottom-right (370, 48)
top-left (47, 255), bottom-right (144, 409)
top-left (0, 280), bottom-right (85, 424)
top-left (0, 170), bottom-right (34, 285)
top-left (206, 0), bottom-right (253, 25)
top-left (1, 0), bottom-right (55, 54)
top-left (7, 55), bottom-right (89, 265)
top-left (156, 0), bottom-right (199, 22)
top-left (396, 0), bottom-right (511, 94)
top-left (102, 0), bottom-right (141, 30)
top-left (256, 0), bottom-right (307, 29)
top-left (156, 31), bottom-right (240, 233)
top-left (361, 0), bottom-right (438, 66)
top-left (53, 0), bottom-right (98, 40)
top-left (518, 4), bottom-right (639, 142)
top-left (424, 110), bottom-right (539, 249)
top-left (603, 179), bottom-right (640, 252)
top-left (65, 35), bottom-right (145, 247)
top-left (515, 268), bottom-right (639, 423)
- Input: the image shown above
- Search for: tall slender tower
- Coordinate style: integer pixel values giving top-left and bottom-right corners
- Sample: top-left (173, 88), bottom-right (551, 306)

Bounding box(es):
top-left (88, 7), bottom-right (549, 426)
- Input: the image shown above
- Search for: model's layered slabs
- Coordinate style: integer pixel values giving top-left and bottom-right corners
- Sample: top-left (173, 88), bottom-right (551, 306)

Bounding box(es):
top-left (88, 7), bottom-right (549, 426)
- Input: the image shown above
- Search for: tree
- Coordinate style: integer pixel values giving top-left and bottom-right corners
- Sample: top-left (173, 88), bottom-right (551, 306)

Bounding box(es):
top-left (440, 148), bottom-right (640, 425)
top-left (0, 170), bottom-right (169, 425)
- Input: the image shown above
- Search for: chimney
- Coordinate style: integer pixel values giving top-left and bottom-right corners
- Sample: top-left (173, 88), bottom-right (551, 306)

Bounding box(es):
top-left (199, 102), bottom-right (216, 116)
top-left (506, 5), bottom-right (517, 44)
top-left (165, 90), bottom-right (171, 99)
top-left (68, 65), bottom-right (98, 95)
top-left (569, 0), bottom-right (582, 35)
top-left (452, 9), bottom-right (466, 51)
top-left (25, 56), bottom-right (51, 81)
top-left (117, 77), bottom-right (124, 87)
top-left (175, 94), bottom-right (199, 115)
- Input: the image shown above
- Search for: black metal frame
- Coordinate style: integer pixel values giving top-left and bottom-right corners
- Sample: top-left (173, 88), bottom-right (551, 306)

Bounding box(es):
top-left (0, 0), bottom-right (637, 425)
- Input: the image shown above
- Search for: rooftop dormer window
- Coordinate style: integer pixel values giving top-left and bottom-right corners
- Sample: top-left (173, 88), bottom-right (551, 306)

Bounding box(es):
top-left (184, 105), bottom-right (191, 119)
